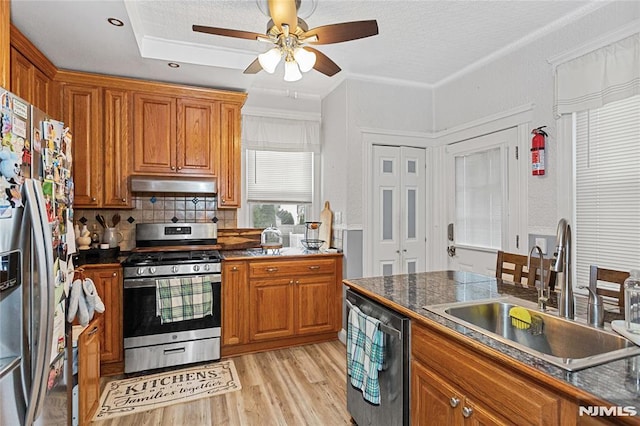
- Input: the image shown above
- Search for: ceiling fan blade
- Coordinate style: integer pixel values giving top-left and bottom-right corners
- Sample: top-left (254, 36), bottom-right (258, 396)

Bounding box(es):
top-left (304, 20), bottom-right (379, 45)
top-left (267, 0), bottom-right (298, 30)
top-left (193, 25), bottom-right (264, 41)
top-left (305, 47), bottom-right (341, 77)
top-left (243, 58), bottom-right (263, 74)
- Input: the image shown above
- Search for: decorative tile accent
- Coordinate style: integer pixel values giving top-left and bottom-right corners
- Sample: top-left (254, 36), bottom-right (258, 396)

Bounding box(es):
top-left (212, 216), bottom-right (218, 223)
top-left (79, 217), bottom-right (88, 224)
top-left (192, 197), bottom-right (199, 205)
top-left (127, 216), bottom-right (135, 224)
top-left (150, 196), bottom-right (157, 204)
top-left (171, 216), bottom-right (179, 223)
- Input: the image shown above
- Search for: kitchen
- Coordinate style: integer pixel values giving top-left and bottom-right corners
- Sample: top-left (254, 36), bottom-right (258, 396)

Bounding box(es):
top-left (1, 0), bottom-right (640, 425)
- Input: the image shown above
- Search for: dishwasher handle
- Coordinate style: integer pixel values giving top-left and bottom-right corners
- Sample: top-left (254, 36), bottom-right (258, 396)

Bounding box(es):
top-left (346, 299), bottom-right (403, 340)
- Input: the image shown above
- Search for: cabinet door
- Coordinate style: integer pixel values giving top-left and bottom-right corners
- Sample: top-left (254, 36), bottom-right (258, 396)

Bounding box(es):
top-left (177, 98), bottom-right (219, 176)
top-left (249, 278), bottom-right (294, 341)
top-left (62, 84), bottom-right (102, 207)
top-left (132, 93), bottom-right (176, 174)
top-left (86, 266), bottom-right (123, 364)
top-left (222, 261), bottom-right (248, 346)
top-left (78, 318), bottom-right (101, 426)
top-left (295, 275), bottom-right (336, 335)
top-left (411, 360), bottom-right (462, 426)
top-left (218, 103), bottom-right (242, 208)
top-left (103, 89), bottom-right (132, 208)
top-left (32, 67), bottom-right (50, 113)
top-left (10, 47), bottom-right (33, 102)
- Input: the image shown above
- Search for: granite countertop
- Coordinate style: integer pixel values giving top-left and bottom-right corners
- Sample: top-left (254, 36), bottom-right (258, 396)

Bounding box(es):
top-left (343, 271), bottom-right (639, 410)
top-left (221, 247), bottom-right (342, 260)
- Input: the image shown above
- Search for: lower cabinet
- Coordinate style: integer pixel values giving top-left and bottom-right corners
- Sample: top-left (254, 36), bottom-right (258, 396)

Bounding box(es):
top-left (410, 322), bottom-right (589, 426)
top-left (78, 317), bottom-right (101, 426)
top-left (83, 264), bottom-right (123, 375)
top-left (221, 255), bottom-right (342, 356)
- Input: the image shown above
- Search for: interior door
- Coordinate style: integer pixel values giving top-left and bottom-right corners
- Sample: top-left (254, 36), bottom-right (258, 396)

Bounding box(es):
top-left (372, 145), bottom-right (426, 276)
top-left (446, 128), bottom-right (519, 276)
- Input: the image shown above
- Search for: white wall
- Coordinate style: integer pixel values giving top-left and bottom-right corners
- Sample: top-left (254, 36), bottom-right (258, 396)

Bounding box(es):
top-left (433, 1), bottom-right (640, 235)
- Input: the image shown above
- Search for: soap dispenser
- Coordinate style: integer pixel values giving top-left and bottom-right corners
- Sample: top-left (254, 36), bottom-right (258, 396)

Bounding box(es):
top-left (625, 269), bottom-right (640, 334)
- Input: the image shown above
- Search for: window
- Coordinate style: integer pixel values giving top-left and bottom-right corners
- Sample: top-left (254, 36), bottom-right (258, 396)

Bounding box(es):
top-left (574, 94), bottom-right (640, 286)
top-left (246, 150), bottom-right (314, 244)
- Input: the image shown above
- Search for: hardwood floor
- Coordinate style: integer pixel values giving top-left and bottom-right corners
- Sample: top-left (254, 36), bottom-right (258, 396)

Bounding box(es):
top-left (92, 341), bottom-right (350, 425)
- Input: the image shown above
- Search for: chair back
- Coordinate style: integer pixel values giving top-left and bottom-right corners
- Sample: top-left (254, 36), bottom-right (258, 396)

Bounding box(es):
top-left (588, 265), bottom-right (628, 308)
top-left (496, 251), bottom-right (554, 289)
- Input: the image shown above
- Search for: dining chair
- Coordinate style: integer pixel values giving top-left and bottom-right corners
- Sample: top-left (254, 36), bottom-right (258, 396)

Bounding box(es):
top-left (496, 250), bottom-right (554, 289)
top-left (588, 265), bottom-right (628, 309)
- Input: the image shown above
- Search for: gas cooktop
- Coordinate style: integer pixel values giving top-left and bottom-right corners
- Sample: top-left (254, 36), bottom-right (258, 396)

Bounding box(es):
top-left (122, 250), bottom-right (222, 267)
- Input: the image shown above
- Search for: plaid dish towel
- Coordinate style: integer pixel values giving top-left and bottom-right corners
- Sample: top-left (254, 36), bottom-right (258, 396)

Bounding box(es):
top-left (347, 304), bottom-right (385, 405)
top-left (155, 276), bottom-right (213, 324)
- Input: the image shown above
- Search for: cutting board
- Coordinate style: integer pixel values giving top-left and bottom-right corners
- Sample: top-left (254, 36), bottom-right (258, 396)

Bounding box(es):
top-left (319, 201), bottom-right (333, 250)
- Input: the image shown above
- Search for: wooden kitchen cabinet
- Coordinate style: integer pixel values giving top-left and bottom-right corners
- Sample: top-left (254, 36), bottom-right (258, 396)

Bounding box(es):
top-left (103, 88), bottom-right (132, 208)
top-left (132, 93), bottom-right (221, 176)
top-left (221, 260), bottom-right (249, 346)
top-left (411, 322), bottom-right (579, 425)
top-left (222, 254), bottom-right (342, 357)
top-left (77, 316), bottom-right (101, 426)
top-left (83, 264), bottom-right (123, 375)
top-left (218, 102), bottom-right (242, 208)
top-left (62, 83), bottom-right (102, 208)
top-left (10, 47), bottom-right (32, 100)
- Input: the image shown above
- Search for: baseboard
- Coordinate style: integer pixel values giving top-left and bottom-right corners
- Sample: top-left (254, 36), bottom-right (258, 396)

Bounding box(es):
top-left (338, 329), bottom-right (346, 345)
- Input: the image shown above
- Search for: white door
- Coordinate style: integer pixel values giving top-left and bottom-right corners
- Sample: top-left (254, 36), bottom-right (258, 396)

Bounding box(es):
top-left (446, 128), bottom-right (521, 276)
top-left (372, 145), bottom-right (427, 276)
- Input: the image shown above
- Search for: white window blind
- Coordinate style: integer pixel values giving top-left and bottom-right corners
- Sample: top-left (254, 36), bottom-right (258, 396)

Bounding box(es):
top-left (575, 94), bottom-right (640, 287)
top-left (454, 147), bottom-right (503, 249)
top-left (247, 150), bottom-right (313, 203)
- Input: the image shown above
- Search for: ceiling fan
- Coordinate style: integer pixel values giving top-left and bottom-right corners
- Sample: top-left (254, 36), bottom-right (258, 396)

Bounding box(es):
top-left (193, 0), bottom-right (378, 81)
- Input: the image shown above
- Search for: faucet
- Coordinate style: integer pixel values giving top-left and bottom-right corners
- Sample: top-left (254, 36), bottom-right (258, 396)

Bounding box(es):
top-left (527, 245), bottom-right (548, 311)
top-left (550, 218), bottom-right (574, 319)
top-left (577, 284), bottom-right (605, 328)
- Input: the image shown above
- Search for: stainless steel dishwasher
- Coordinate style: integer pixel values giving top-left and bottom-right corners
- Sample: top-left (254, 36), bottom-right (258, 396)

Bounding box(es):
top-left (346, 289), bottom-right (410, 426)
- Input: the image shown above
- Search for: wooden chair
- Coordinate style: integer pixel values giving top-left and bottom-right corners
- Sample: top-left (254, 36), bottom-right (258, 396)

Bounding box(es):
top-left (588, 265), bottom-right (628, 309)
top-left (496, 251), bottom-right (554, 289)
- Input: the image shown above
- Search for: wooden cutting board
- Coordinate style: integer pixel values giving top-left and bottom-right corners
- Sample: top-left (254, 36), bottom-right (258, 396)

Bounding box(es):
top-left (319, 201), bottom-right (333, 250)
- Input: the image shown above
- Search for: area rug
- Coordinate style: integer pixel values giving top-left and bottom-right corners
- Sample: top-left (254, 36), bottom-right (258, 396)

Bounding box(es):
top-left (93, 360), bottom-right (241, 421)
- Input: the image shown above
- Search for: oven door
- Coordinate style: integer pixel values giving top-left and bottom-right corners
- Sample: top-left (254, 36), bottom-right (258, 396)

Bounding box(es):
top-left (123, 273), bottom-right (221, 342)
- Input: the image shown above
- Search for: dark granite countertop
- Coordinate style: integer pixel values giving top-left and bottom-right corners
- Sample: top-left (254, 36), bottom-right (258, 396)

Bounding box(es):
top-left (221, 247), bottom-right (342, 260)
top-left (344, 271), bottom-right (639, 410)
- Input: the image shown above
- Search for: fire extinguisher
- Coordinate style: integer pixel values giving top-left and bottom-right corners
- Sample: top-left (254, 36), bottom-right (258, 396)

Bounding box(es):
top-left (531, 126), bottom-right (547, 176)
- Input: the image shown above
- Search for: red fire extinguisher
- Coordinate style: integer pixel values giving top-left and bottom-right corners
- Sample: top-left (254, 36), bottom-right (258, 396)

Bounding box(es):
top-left (531, 126), bottom-right (547, 176)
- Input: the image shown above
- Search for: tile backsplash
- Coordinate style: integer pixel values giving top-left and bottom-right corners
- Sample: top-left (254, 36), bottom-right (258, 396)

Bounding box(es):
top-left (75, 195), bottom-right (237, 251)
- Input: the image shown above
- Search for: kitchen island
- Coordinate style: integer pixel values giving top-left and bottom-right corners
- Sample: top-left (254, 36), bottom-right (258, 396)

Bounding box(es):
top-left (344, 271), bottom-right (640, 425)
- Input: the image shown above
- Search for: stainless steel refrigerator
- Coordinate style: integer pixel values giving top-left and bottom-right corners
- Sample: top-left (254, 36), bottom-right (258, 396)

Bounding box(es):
top-left (1, 88), bottom-right (74, 425)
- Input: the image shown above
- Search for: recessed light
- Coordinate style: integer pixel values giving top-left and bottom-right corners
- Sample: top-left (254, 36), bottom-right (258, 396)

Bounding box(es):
top-left (108, 18), bottom-right (124, 27)
top-left (168, 63), bottom-right (180, 68)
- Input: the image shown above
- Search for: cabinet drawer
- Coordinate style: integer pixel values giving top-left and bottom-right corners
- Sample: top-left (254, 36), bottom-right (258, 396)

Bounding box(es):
top-left (412, 323), bottom-right (561, 425)
top-left (249, 258), bottom-right (336, 278)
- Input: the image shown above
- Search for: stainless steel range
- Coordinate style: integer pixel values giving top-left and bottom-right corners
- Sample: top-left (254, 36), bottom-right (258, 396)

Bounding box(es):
top-left (122, 223), bottom-right (221, 374)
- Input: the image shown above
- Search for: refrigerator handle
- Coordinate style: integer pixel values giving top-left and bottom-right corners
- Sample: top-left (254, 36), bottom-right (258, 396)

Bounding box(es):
top-left (22, 179), bottom-right (54, 426)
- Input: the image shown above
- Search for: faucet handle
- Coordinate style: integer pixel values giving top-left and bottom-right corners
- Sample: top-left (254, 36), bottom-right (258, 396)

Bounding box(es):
top-left (578, 285), bottom-right (603, 306)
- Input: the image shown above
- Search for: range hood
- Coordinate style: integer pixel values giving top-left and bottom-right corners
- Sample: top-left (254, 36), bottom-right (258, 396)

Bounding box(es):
top-left (130, 176), bottom-right (217, 195)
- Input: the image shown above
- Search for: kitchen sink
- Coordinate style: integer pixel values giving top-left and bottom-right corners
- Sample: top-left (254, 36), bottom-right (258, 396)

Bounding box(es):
top-left (424, 298), bottom-right (640, 371)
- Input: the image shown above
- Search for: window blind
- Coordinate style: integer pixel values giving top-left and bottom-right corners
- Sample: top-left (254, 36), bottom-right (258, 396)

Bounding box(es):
top-left (247, 150), bottom-right (313, 203)
top-left (575, 95), bottom-right (640, 287)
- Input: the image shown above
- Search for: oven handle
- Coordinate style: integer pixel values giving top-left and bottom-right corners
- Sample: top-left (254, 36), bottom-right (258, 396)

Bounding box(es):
top-left (124, 274), bottom-right (221, 288)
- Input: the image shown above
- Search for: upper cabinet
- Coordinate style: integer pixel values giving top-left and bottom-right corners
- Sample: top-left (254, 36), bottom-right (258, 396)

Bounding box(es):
top-left (219, 103), bottom-right (242, 208)
top-left (103, 89), bottom-right (132, 208)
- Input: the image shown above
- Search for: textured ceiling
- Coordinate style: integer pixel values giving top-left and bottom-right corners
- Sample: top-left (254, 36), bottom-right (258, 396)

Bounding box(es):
top-left (10, 0), bottom-right (603, 99)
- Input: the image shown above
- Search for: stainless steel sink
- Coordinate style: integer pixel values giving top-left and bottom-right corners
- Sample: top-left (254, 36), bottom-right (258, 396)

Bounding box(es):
top-left (424, 298), bottom-right (640, 371)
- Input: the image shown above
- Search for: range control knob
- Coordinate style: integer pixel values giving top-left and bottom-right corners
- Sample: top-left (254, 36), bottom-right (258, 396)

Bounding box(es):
top-left (172, 265), bottom-right (179, 273)
top-left (193, 265), bottom-right (200, 272)
top-left (137, 268), bottom-right (145, 276)
top-left (149, 267), bottom-right (157, 274)
top-left (204, 264), bottom-right (211, 272)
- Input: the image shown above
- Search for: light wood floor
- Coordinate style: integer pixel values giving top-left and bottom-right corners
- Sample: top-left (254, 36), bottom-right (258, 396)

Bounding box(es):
top-left (92, 340), bottom-right (350, 426)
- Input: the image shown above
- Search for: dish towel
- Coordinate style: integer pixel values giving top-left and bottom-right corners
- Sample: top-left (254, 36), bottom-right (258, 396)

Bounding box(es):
top-left (155, 276), bottom-right (213, 324)
top-left (347, 304), bottom-right (385, 405)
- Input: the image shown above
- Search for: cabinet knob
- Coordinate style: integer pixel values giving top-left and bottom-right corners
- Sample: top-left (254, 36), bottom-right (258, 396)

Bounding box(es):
top-left (91, 197), bottom-right (97, 202)
top-left (295, 280), bottom-right (299, 284)
top-left (231, 266), bottom-right (238, 272)
top-left (449, 397), bottom-right (460, 408)
top-left (171, 166), bottom-right (176, 170)
top-left (177, 166), bottom-right (183, 170)
top-left (221, 197), bottom-right (226, 204)
top-left (112, 272), bottom-right (117, 277)
top-left (462, 407), bottom-right (473, 418)
top-left (308, 265), bottom-right (320, 270)
top-left (290, 280), bottom-right (294, 284)
top-left (265, 267), bottom-right (278, 273)
top-left (122, 198), bottom-right (127, 203)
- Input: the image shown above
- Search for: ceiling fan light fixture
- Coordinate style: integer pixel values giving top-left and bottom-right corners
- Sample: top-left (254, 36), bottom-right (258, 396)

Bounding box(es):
top-left (284, 59), bottom-right (302, 82)
top-left (293, 47), bottom-right (315, 73)
top-left (258, 47), bottom-right (282, 74)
